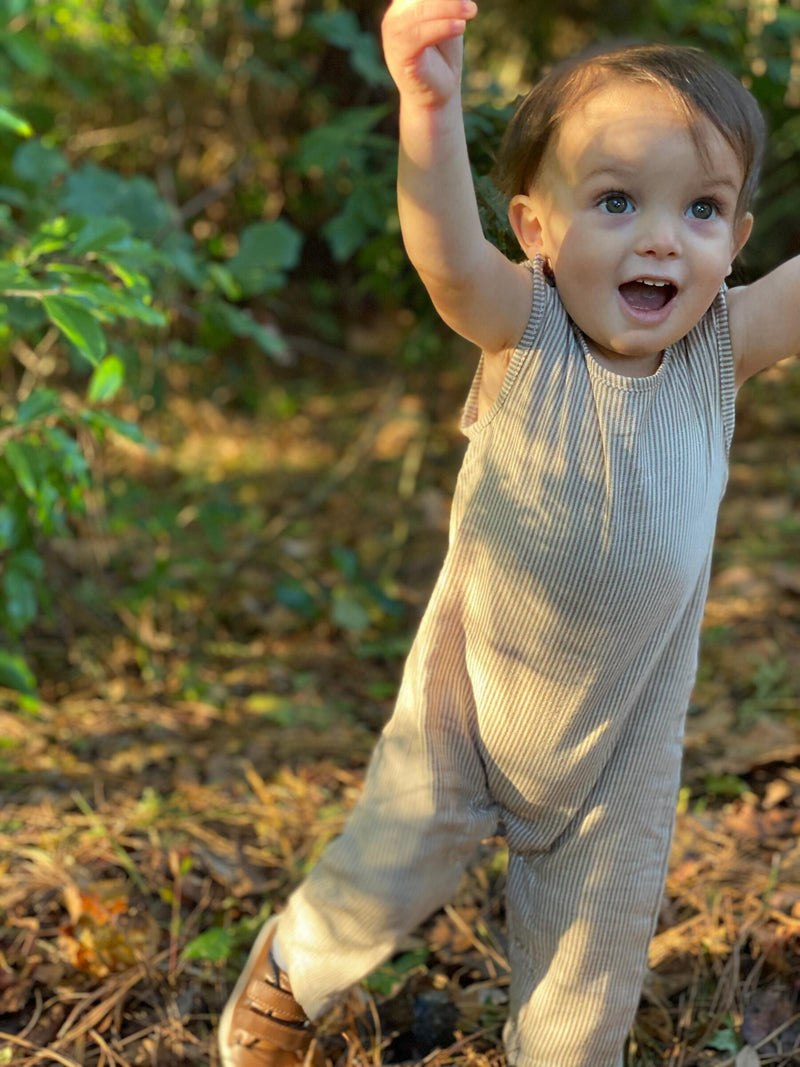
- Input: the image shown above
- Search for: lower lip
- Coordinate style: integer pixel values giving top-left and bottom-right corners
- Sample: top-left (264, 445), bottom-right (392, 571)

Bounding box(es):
top-left (617, 289), bottom-right (676, 326)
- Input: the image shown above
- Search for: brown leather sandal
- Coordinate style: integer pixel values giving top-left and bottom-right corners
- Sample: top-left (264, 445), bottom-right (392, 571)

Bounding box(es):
top-left (218, 916), bottom-right (324, 1066)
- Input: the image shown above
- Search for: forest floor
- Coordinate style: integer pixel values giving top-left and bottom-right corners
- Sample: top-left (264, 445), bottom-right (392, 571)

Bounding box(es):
top-left (1, 340), bottom-right (799, 1066)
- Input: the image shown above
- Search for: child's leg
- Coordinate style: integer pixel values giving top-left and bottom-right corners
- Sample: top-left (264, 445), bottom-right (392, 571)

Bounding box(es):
top-left (502, 686), bottom-right (683, 1067)
top-left (276, 674), bottom-right (500, 1018)
top-left (220, 654), bottom-right (498, 1065)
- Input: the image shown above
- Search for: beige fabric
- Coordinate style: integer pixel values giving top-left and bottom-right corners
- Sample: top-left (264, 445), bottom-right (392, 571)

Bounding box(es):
top-left (276, 257), bottom-right (736, 1067)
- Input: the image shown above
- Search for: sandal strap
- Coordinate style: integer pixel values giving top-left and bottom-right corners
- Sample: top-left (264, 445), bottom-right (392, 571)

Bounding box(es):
top-left (231, 1015), bottom-right (311, 1055)
top-left (227, 921), bottom-right (316, 1059)
top-left (243, 976), bottom-right (309, 1027)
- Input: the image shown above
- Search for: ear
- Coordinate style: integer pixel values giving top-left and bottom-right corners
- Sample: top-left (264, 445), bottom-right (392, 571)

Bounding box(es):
top-left (727, 211), bottom-right (753, 275)
top-left (509, 193), bottom-right (547, 259)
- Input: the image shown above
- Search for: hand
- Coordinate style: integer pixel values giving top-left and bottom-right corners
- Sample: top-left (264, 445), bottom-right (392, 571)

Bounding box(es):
top-left (382, 0), bottom-right (478, 110)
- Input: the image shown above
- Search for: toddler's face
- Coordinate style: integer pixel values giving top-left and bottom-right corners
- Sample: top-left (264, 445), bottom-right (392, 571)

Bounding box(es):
top-left (510, 79), bottom-right (753, 375)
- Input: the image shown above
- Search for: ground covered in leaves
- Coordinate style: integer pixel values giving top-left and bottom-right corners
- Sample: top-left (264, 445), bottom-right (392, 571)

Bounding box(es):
top-left (1, 342), bottom-right (799, 1066)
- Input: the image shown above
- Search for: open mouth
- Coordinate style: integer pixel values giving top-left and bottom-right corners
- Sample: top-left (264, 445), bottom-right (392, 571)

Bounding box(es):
top-left (619, 279), bottom-right (677, 313)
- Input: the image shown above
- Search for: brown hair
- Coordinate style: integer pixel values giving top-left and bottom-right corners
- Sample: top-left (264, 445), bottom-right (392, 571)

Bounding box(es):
top-left (492, 43), bottom-right (766, 220)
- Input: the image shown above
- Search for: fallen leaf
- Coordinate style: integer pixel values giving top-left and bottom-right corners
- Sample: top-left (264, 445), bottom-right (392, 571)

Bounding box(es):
top-left (762, 778), bottom-right (793, 810)
top-left (772, 564), bottom-right (800, 596)
top-left (722, 802), bottom-right (793, 842)
top-left (58, 884), bottom-right (160, 976)
top-left (742, 983), bottom-right (799, 1049)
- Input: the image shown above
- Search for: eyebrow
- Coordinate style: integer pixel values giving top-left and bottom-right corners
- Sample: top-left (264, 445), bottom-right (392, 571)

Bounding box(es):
top-left (702, 174), bottom-right (741, 194)
top-left (580, 161), bottom-right (637, 182)
top-left (581, 162), bottom-right (741, 195)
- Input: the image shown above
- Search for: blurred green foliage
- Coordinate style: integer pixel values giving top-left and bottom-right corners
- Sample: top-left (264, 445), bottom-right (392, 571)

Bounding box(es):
top-left (0, 0), bottom-right (797, 691)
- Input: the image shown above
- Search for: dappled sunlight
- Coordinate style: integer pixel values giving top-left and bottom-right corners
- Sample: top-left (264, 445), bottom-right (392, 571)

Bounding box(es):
top-left (2, 349), bottom-right (798, 1065)
top-left (0, 0), bottom-right (799, 1061)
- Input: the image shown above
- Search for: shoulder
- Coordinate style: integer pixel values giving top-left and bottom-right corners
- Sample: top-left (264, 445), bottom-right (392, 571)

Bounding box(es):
top-left (678, 286), bottom-right (732, 365)
top-left (478, 256), bottom-right (566, 411)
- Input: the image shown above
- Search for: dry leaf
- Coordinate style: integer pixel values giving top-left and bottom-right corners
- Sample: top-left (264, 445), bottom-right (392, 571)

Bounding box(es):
top-left (58, 884), bottom-right (160, 977)
top-left (742, 984), bottom-right (799, 1048)
top-left (772, 564), bottom-right (800, 596)
top-left (762, 778), bottom-right (793, 810)
top-left (734, 1046), bottom-right (760, 1067)
top-left (722, 802), bottom-right (793, 842)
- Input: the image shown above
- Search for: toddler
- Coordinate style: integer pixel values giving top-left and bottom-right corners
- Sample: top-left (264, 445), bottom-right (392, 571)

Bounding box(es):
top-left (219, 2), bottom-right (798, 1065)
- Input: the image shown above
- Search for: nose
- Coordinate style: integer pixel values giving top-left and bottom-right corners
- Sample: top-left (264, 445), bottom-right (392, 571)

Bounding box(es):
top-left (635, 210), bottom-right (680, 258)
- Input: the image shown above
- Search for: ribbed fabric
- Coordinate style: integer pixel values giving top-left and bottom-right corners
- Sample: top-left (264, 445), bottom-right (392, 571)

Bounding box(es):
top-left (277, 257), bottom-right (735, 1067)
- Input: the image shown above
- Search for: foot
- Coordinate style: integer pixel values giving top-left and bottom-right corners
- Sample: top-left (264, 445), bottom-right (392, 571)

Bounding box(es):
top-left (218, 916), bottom-right (324, 1066)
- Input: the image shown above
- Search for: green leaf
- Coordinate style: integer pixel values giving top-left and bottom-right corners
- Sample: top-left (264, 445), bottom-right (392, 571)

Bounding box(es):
top-left (308, 11), bottom-right (391, 88)
top-left (227, 220), bottom-right (302, 296)
top-left (88, 355), bottom-right (125, 402)
top-left (331, 588), bottom-right (371, 632)
top-left (706, 1027), bottom-right (740, 1055)
top-left (28, 230), bottom-right (70, 259)
top-left (4, 440), bottom-right (37, 497)
top-left (0, 502), bottom-right (25, 551)
top-left (0, 184), bottom-right (29, 209)
top-left (42, 426), bottom-right (89, 482)
top-left (16, 388), bottom-right (60, 423)
top-left (704, 774), bottom-right (750, 798)
top-left (44, 268), bottom-right (165, 326)
top-left (297, 107), bottom-right (390, 175)
top-left (61, 165), bottom-right (174, 240)
top-left (0, 262), bottom-right (33, 289)
top-left (273, 576), bottom-right (320, 619)
top-left (331, 545), bottom-right (359, 583)
top-left (207, 263), bottom-right (242, 301)
top-left (8, 547), bottom-right (43, 580)
top-left (12, 140), bottom-right (68, 185)
top-left (80, 409), bottom-right (147, 445)
top-left (71, 217), bottom-right (132, 256)
top-left (182, 927), bottom-right (234, 962)
top-left (2, 30), bottom-right (50, 77)
top-left (0, 649), bottom-right (36, 695)
top-left (214, 303), bottom-right (292, 363)
top-left (0, 106), bottom-right (32, 138)
top-left (364, 950), bottom-right (429, 996)
top-left (43, 295), bottom-right (106, 365)
top-left (323, 184), bottom-right (389, 261)
top-left (4, 0), bottom-right (29, 20)
top-left (163, 233), bottom-right (207, 288)
top-left (3, 555), bottom-right (39, 633)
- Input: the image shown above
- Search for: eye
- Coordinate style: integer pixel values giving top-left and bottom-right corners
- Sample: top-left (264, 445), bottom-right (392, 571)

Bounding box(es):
top-left (687, 199), bottom-right (718, 220)
top-left (599, 193), bottom-right (633, 214)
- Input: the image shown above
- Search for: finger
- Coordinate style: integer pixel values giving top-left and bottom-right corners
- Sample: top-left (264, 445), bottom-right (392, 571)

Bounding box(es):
top-left (392, 16), bottom-right (469, 49)
top-left (386, 0), bottom-right (477, 28)
top-left (383, 5), bottom-right (476, 55)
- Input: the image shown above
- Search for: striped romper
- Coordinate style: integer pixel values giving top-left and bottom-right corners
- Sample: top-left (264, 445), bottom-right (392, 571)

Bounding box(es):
top-left (277, 256), bottom-right (736, 1067)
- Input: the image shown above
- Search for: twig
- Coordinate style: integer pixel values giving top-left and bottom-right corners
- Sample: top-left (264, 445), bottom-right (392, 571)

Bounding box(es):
top-left (17, 986), bottom-right (44, 1042)
top-left (69, 790), bottom-right (150, 893)
top-left (68, 118), bottom-right (156, 153)
top-left (89, 1028), bottom-right (130, 1067)
top-left (170, 158), bottom-right (255, 228)
top-left (444, 905), bottom-right (510, 974)
top-left (54, 953), bottom-right (168, 1048)
top-left (419, 1027), bottom-right (493, 1064)
top-left (0, 1030), bottom-right (82, 1066)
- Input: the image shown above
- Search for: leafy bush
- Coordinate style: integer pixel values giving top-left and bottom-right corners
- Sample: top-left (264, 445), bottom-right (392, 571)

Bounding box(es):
top-left (1, 0), bottom-right (797, 693)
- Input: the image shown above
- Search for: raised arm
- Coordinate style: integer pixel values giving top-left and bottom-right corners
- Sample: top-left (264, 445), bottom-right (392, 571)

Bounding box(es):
top-left (382, 0), bottom-right (532, 355)
top-left (727, 254), bottom-right (800, 386)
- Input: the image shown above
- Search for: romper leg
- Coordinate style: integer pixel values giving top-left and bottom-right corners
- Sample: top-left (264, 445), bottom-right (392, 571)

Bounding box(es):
top-left (502, 687), bottom-right (684, 1067)
top-left (276, 647), bottom-right (500, 1019)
